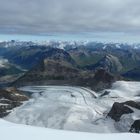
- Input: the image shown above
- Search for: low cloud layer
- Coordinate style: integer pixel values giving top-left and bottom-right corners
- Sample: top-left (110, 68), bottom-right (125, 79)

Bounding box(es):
top-left (0, 0), bottom-right (140, 35)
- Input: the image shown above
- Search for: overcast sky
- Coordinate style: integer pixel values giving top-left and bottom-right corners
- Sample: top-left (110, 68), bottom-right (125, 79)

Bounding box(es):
top-left (0, 0), bottom-right (140, 41)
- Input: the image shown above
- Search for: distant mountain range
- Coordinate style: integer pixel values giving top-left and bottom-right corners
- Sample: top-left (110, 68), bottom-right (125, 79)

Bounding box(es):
top-left (12, 49), bottom-right (116, 91)
top-left (0, 40), bottom-right (140, 87)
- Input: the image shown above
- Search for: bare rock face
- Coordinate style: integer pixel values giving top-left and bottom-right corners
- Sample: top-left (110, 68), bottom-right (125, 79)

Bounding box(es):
top-left (0, 88), bottom-right (29, 117)
top-left (94, 69), bottom-right (115, 83)
top-left (130, 120), bottom-right (140, 133)
top-left (91, 69), bottom-right (116, 91)
top-left (13, 59), bottom-right (117, 91)
top-left (108, 101), bottom-right (140, 121)
top-left (85, 54), bottom-right (123, 74)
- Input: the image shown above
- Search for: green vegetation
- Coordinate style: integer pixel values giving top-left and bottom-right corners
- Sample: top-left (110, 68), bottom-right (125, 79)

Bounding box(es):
top-left (70, 54), bottom-right (103, 67)
top-left (0, 66), bottom-right (23, 76)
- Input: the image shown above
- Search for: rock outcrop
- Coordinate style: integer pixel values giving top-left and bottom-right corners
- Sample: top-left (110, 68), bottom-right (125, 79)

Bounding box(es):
top-left (84, 54), bottom-right (123, 74)
top-left (0, 88), bottom-right (29, 117)
top-left (130, 120), bottom-right (140, 133)
top-left (108, 101), bottom-right (140, 121)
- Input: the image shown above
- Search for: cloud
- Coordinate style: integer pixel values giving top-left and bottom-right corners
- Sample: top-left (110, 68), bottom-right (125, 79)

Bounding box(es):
top-left (0, 0), bottom-right (140, 35)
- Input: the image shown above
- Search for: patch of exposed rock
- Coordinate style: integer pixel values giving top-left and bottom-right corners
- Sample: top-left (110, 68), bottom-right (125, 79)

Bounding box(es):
top-left (84, 54), bottom-right (123, 74)
top-left (108, 101), bottom-right (140, 121)
top-left (0, 88), bottom-right (29, 117)
top-left (130, 120), bottom-right (140, 133)
top-left (92, 69), bottom-right (116, 91)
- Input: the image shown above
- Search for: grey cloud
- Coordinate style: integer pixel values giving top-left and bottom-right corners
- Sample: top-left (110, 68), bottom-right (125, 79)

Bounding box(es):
top-left (0, 0), bottom-right (140, 35)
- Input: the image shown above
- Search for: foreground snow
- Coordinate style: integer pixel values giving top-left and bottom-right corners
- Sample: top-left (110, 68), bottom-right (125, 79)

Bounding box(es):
top-left (0, 119), bottom-right (140, 140)
top-left (4, 81), bottom-right (140, 133)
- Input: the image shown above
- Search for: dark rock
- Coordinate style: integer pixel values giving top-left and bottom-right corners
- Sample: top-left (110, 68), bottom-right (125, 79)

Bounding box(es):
top-left (71, 94), bottom-right (76, 98)
top-left (108, 101), bottom-right (140, 121)
top-left (0, 88), bottom-right (29, 118)
top-left (124, 101), bottom-right (140, 110)
top-left (0, 88), bottom-right (28, 101)
top-left (100, 91), bottom-right (110, 97)
top-left (84, 54), bottom-right (123, 74)
top-left (0, 112), bottom-right (10, 118)
top-left (130, 120), bottom-right (140, 133)
top-left (91, 69), bottom-right (116, 91)
top-left (94, 69), bottom-right (115, 83)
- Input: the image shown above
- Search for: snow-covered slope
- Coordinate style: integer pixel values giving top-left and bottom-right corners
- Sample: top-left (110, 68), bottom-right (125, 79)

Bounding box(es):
top-left (0, 58), bottom-right (9, 68)
top-left (4, 81), bottom-right (140, 133)
top-left (107, 81), bottom-right (140, 100)
top-left (0, 119), bottom-right (140, 140)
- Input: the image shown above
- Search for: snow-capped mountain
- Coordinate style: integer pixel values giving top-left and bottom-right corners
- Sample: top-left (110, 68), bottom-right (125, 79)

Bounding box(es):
top-left (1, 40), bottom-right (140, 50)
top-left (0, 40), bottom-right (140, 87)
top-left (0, 40), bottom-right (37, 48)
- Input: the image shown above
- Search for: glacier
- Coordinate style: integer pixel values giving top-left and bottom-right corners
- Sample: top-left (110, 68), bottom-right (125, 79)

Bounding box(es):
top-left (3, 81), bottom-right (140, 134)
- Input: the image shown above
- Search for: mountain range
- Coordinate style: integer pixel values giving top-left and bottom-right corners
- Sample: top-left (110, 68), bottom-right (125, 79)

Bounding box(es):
top-left (0, 40), bottom-right (140, 87)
